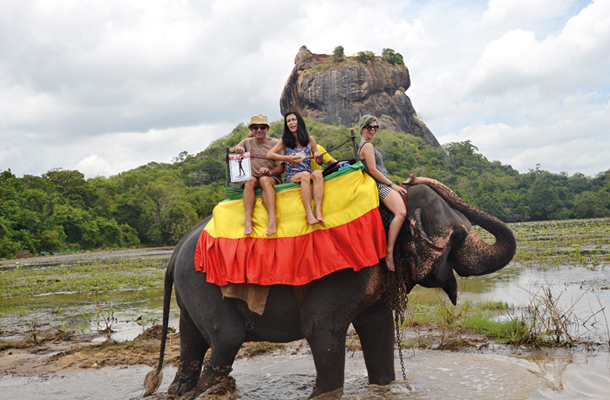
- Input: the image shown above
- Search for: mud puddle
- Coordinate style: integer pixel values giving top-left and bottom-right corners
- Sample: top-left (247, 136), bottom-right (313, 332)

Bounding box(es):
top-left (2, 250), bottom-right (610, 399)
top-left (2, 346), bottom-right (609, 399)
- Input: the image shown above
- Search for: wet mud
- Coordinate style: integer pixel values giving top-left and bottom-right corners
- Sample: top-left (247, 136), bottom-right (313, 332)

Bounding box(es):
top-left (2, 248), bottom-right (610, 399)
top-left (1, 342), bottom-right (539, 400)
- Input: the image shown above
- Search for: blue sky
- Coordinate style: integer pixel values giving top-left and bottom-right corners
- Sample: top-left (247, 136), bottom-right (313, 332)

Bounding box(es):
top-left (0, 0), bottom-right (608, 178)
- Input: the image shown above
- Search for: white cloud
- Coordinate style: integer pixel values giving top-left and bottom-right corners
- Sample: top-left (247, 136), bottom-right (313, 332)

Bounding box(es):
top-left (481, 0), bottom-right (575, 30)
top-left (75, 155), bottom-right (114, 178)
top-left (468, 0), bottom-right (610, 97)
top-left (0, 0), bottom-right (608, 179)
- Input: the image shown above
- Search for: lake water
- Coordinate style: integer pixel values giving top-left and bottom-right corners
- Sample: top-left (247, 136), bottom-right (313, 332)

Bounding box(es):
top-left (2, 254), bottom-right (610, 399)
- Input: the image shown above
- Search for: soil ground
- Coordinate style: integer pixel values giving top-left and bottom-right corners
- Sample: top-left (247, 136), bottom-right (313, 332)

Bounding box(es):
top-left (0, 326), bottom-right (525, 400)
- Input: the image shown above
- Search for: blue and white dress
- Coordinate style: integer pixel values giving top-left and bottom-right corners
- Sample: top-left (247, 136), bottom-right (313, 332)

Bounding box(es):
top-left (285, 144), bottom-right (312, 182)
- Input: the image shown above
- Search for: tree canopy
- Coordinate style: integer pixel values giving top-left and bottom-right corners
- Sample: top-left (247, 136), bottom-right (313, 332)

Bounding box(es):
top-left (1, 119), bottom-right (608, 259)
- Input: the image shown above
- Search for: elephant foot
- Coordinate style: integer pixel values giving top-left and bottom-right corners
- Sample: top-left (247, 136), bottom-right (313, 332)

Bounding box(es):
top-left (168, 372), bottom-right (198, 397)
top-left (186, 361), bottom-right (233, 399)
top-left (309, 387), bottom-right (343, 399)
top-left (193, 376), bottom-right (236, 399)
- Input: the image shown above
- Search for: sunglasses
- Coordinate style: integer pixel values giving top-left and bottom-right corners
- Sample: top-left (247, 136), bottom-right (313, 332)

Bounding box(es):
top-left (251, 125), bottom-right (268, 131)
top-left (364, 125), bottom-right (379, 131)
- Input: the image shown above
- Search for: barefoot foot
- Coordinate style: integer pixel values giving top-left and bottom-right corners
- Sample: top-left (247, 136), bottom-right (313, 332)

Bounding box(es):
top-left (244, 221), bottom-right (253, 236)
top-left (306, 214), bottom-right (319, 225)
top-left (386, 253), bottom-right (395, 271)
top-left (266, 219), bottom-right (277, 235)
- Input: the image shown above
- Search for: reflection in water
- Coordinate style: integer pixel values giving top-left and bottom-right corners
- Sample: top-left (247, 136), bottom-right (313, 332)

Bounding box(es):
top-left (0, 288), bottom-right (179, 342)
top-left (2, 261), bottom-right (610, 398)
top-left (504, 351), bottom-right (610, 399)
top-left (412, 263), bottom-right (610, 343)
top-left (228, 349), bottom-right (537, 400)
top-left (526, 352), bottom-right (573, 392)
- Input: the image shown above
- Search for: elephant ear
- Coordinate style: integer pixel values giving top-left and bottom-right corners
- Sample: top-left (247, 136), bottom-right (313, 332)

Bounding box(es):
top-left (403, 208), bottom-right (466, 305)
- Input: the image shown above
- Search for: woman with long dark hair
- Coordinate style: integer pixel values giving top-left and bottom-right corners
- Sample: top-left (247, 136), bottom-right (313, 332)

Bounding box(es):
top-left (267, 110), bottom-right (325, 225)
top-left (357, 115), bottom-right (407, 271)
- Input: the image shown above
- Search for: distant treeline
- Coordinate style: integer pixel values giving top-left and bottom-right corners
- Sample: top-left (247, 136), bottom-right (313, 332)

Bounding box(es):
top-left (1, 119), bottom-right (609, 259)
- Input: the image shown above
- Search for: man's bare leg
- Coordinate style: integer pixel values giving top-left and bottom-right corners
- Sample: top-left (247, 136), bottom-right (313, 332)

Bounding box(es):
top-left (260, 177), bottom-right (278, 235)
top-left (243, 178), bottom-right (259, 235)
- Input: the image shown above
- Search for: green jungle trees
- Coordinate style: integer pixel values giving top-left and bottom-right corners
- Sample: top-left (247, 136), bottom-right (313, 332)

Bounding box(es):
top-left (1, 119), bottom-right (609, 259)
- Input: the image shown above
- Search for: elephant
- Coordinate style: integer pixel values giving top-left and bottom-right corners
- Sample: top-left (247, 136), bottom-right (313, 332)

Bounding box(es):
top-left (143, 175), bottom-right (516, 399)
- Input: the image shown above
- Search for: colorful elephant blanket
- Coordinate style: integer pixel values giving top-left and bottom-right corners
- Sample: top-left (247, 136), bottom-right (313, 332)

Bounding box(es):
top-left (194, 162), bottom-right (387, 287)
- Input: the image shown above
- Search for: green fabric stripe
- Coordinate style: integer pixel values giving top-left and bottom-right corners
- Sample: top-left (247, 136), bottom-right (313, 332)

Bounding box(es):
top-left (225, 162), bottom-right (365, 201)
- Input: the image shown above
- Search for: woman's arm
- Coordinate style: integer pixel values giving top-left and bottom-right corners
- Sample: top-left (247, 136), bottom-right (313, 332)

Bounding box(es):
top-left (266, 140), bottom-right (286, 161)
top-left (360, 143), bottom-right (393, 185)
top-left (267, 140), bottom-right (301, 164)
top-left (360, 143), bottom-right (407, 194)
top-left (309, 136), bottom-right (322, 161)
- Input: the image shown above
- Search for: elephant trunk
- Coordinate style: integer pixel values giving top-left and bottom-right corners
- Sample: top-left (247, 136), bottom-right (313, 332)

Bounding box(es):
top-left (404, 175), bottom-right (516, 276)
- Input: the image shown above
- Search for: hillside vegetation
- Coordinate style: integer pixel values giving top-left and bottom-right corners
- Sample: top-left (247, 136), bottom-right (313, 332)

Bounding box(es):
top-left (1, 118), bottom-right (609, 259)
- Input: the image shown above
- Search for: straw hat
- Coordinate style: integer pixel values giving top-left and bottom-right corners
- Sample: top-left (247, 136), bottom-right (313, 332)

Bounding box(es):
top-left (248, 114), bottom-right (269, 128)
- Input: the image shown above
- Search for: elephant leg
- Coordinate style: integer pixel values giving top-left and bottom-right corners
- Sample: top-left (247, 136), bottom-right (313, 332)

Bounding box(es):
top-left (168, 309), bottom-right (209, 397)
top-left (301, 309), bottom-right (349, 398)
top-left (190, 300), bottom-right (246, 396)
top-left (352, 303), bottom-right (396, 385)
top-left (306, 329), bottom-right (347, 398)
top-left (174, 262), bottom-right (247, 397)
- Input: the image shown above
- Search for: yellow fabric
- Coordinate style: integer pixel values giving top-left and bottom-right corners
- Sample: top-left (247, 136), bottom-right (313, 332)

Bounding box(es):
top-left (205, 169), bottom-right (379, 239)
top-left (311, 145), bottom-right (333, 171)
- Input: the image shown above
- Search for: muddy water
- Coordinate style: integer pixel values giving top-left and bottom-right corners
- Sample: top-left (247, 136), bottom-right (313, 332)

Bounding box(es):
top-left (2, 254), bottom-right (610, 399)
top-left (2, 346), bottom-right (608, 399)
top-left (0, 351), bottom-right (539, 400)
top-left (413, 263), bottom-right (610, 342)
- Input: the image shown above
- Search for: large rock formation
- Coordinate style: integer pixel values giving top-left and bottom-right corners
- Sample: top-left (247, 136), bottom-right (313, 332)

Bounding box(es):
top-left (280, 48), bottom-right (440, 148)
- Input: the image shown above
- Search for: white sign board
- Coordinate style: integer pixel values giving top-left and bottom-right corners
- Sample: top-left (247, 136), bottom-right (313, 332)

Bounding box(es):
top-left (229, 152), bottom-right (252, 182)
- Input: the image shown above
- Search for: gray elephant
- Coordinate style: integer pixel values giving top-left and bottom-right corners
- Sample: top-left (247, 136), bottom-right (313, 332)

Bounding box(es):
top-left (143, 175), bottom-right (516, 399)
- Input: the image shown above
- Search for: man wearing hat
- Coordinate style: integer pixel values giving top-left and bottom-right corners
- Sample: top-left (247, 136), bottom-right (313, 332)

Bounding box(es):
top-left (230, 114), bottom-right (284, 236)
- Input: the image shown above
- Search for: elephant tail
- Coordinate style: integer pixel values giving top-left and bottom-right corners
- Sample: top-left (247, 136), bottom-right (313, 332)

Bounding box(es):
top-left (143, 257), bottom-right (175, 397)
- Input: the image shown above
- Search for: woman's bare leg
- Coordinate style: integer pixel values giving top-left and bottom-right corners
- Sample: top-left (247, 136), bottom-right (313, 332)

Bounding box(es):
top-left (381, 191), bottom-right (407, 271)
top-left (291, 172), bottom-right (317, 225)
top-left (311, 170), bottom-right (324, 224)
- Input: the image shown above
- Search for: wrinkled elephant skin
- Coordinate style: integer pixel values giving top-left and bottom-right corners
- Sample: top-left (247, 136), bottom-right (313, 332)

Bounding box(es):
top-left (143, 177), bottom-right (516, 399)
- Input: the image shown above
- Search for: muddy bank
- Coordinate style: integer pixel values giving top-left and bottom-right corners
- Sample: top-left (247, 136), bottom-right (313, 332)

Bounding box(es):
top-left (2, 327), bottom-right (610, 399)
top-left (3, 246), bottom-right (610, 399)
top-left (0, 334), bottom-right (539, 400)
top-left (0, 247), bottom-right (175, 266)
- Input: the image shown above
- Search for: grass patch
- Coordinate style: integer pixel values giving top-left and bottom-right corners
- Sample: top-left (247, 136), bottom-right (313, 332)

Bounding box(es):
top-left (460, 313), bottom-right (532, 344)
top-left (401, 283), bottom-right (609, 348)
top-left (0, 327), bottom-right (75, 350)
top-left (480, 218), bottom-right (610, 268)
top-left (0, 257), bottom-right (169, 298)
top-left (238, 342), bottom-right (286, 358)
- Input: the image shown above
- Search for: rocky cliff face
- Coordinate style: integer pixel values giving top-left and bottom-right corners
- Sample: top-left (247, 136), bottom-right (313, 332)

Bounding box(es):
top-left (280, 49), bottom-right (440, 148)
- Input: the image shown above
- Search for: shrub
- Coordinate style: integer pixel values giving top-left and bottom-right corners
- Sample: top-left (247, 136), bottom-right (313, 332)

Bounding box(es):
top-left (382, 48), bottom-right (405, 65)
top-left (333, 46), bottom-right (345, 62)
top-left (356, 51), bottom-right (376, 63)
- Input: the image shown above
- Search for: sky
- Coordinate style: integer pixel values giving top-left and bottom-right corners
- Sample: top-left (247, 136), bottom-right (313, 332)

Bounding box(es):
top-left (1, 0), bottom-right (608, 179)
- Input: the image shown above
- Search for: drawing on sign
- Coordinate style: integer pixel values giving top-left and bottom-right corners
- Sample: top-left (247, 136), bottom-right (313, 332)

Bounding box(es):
top-left (229, 152), bottom-right (252, 182)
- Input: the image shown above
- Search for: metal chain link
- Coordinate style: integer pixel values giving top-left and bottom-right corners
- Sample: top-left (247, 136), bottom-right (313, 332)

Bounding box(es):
top-left (394, 308), bottom-right (407, 381)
